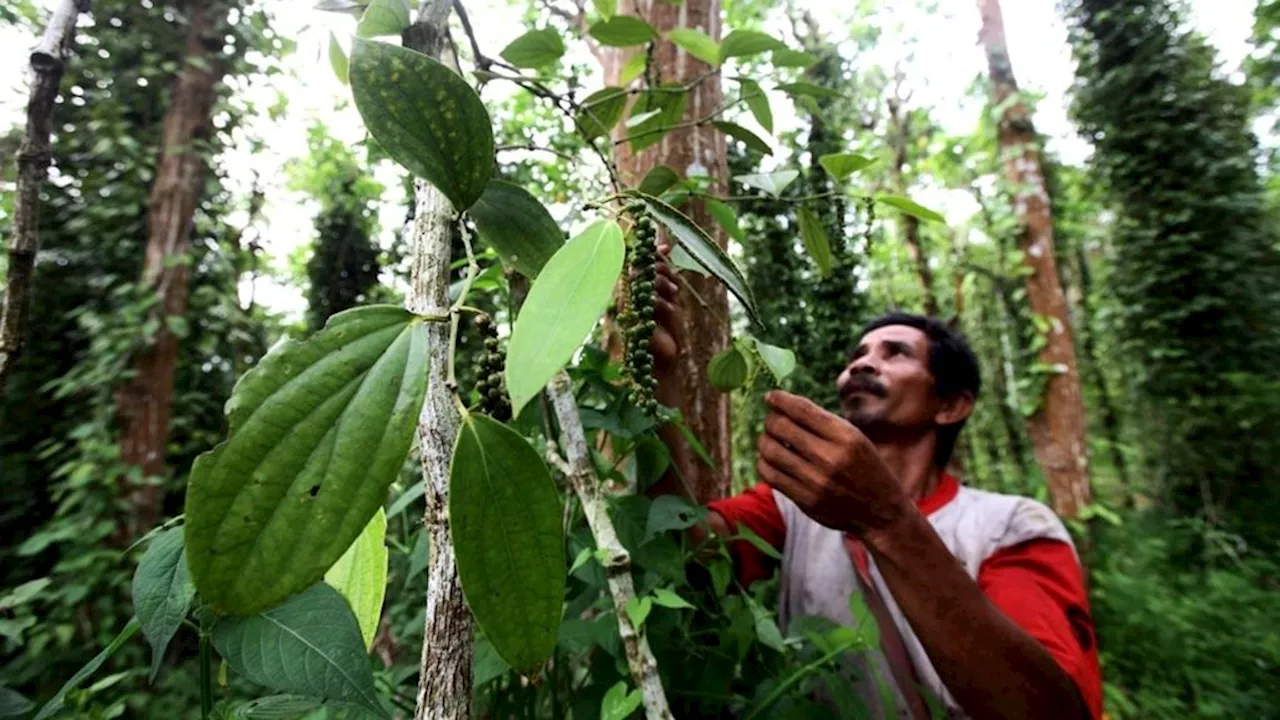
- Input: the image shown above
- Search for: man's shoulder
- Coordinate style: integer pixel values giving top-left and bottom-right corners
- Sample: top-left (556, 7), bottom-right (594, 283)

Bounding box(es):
top-left (941, 485), bottom-right (1074, 555)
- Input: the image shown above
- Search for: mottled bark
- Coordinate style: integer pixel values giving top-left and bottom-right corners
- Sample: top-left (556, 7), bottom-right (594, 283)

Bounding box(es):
top-left (403, 3), bottom-right (473, 718)
top-left (114, 2), bottom-right (221, 539)
top-left (0, 0), bottom-right (88, 393)
top-left (886, 97), bottom-right (939, 319)
top-left (978, 0), bottom-right (1091, 518)
top-left (601, 0), bottom-right (731, 504)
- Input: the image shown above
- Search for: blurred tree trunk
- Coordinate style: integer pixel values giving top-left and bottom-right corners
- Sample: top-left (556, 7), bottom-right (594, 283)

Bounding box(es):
top-left (978, 0), bottom-right (1091, 518)
top-left (1073, 242), bottom-right (1131, 500)
top-left (886, 95), bottom-right (939, 318)
top-left (114, 2), bottom-right (223, 539)
top-left (601, 0), bottom-right (731, 503)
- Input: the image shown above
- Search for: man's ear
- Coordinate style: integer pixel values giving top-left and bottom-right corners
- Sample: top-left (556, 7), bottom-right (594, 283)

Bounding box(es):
top-left (935, 392), bottom-right (975, 426)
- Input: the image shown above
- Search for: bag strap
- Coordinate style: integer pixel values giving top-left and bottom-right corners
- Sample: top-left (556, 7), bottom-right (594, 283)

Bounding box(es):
top-left (844, 534), bottom-right (930, 720)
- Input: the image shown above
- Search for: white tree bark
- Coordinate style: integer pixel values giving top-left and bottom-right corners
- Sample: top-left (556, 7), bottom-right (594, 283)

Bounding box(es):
top-left (547, 371), bottom-right (673, 719)
top-left (404, 2), bottom-right (473, 718)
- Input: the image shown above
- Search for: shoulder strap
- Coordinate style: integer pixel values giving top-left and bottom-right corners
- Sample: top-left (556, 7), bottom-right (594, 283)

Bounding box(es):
top-left (845, 535), bottom-right (930, 720)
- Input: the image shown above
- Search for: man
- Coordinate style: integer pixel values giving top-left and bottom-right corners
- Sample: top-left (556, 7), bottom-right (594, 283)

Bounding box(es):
top-left (647, 248), bottom-right (1101, 719)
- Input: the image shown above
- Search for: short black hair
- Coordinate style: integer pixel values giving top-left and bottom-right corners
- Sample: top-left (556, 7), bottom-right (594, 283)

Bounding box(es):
top-left (856, 312), bottom-right (982, 467)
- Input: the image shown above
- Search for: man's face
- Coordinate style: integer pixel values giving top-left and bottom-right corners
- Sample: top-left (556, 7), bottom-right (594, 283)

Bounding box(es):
top-left (836, 325), bottom-right (940, 439)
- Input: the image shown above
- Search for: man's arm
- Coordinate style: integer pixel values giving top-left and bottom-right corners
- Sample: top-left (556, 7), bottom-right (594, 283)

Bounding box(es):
top-left (755, 391), bottom-right (1091, 720)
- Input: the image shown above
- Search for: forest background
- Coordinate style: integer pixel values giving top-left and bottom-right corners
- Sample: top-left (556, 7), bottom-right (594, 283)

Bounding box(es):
top-left (0, 0), bottom-right (1277, 717)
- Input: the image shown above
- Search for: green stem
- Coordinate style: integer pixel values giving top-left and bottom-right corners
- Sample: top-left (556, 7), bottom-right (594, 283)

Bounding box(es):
top-left (199, 630), bottom-right (213, 720)
top-left (742, 642), bottom-right (855, 720)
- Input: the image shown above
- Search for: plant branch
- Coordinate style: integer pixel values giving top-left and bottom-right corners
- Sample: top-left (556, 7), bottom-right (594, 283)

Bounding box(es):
top-left (496, 143), bottom-right (579, 163)
top-left (546, 371), bottom-right (673, 719)
top-left (0, 0), bottom-right (89, 393)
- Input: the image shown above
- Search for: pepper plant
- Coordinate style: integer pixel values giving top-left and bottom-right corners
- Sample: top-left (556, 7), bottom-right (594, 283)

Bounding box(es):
top-left (29, 1), bottom-right (946, 717)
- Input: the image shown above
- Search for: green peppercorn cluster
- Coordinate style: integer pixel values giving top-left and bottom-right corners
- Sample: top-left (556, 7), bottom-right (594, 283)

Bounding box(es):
top-left (620, 204), bottom-right (660, 415)
top-left (472, 314), bottom-right (512, 421)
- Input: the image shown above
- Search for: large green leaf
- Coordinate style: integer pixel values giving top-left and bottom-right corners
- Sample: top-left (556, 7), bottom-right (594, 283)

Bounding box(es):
top-left (601, 682), bottom-right (644, 720)
top-left (500, 28), bottom-right (565, 69)
top-left (624, 192), bottom-right (762, 326)
top-left (619, 52), bottom-right (646, 85)
top-left (131, 526), bottom-right (195, 681)
top-left (876, 194), bottom-right (946, 224)
top-left (627, 84), bottom-right (687, 152)
top-left (324, 508), bottom-right (388, 650)
top-left (777, 81), bottom-right (840, 99)
top-left (704, 196), bottom-right (745, 242)
top-left (185, 306), bottom-right (428, 615)
top-left (33, 619), bottom-right (139, 720)
top-left (818, 152), bottom-right (876, 180)
top-left (771, 48), bottom-right (817, 68)
top-left (719, 29), bottom-right (784, 60)
top-left (637, 165), bottom-right (680, 196)
top-left (575, 87), bottom-right (628, 140)
top-left (355, 0), bottom-right (409, 37)
top-left (450, 413), bottom-right (565, 674)
top-left (588, 16), bottom-right (658, 47)
top-left (213, 583), bottom-right (383, 717)
top-left (738, 78), bottom-right (772, 132)
top-left (468, 180), bottom-right (564, 278)
top-left (667, 27), bottom-right (719, 65)
top-left (505, 221), bottom-right (625, 416)
top-left (713, 120), bottom-right (772, 155)
top-left (350, 38), bottom-right (494, 212)
top-left (751, 337), bottom-right (796, 382)
top-left (735, 170), bottom-right (798, 197)
top-left (797, 207), bottom-right (833, 277)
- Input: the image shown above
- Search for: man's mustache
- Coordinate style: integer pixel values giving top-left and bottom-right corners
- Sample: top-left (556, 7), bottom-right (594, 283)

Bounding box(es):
top-left (840, 374), bottom-right (887, 398)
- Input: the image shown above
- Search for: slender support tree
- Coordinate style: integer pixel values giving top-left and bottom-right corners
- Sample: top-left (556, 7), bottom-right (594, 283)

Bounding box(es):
top-left (886, 95), bottom-right (940, 318)
top-left (403, 2), bottom-right (473, 717)
top-left (0, 0), bottom-right (88, 393)
top-left (602, 0), bottom-right (732, 503)
top-left (115, 0), bottom-right (224, 538)
top-left (977, 0), bottom-right (1091, 518)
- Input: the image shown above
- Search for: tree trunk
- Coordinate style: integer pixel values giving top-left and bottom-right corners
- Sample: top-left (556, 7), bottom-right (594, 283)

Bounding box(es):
top-left (886, 98), bottom-right (939, 318)
top-left (601, 0), bottom-right (731, 504)
top-left (977, 0), bottom-right (1091, 518)
top-left (403, 3), bottom-right (473, 718)
top-left (114, 2), bottom-right (222, 539)
top-left (0, 0), bottom-right (88, 393)
top-left (1074, 242), bottom-right (1130, 499)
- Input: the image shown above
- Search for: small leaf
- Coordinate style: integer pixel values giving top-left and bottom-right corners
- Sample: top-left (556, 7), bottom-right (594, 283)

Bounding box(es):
top-left (703, 196), bottom-right (744, 242)
top-left (652, 588), bottom-right (694, 609)
top-left (575, 87), bottom-right (628, 140)
top-left (184, 306), bottom-right (428, 615)
top-left (752, 338), bottom-right (796, 382)
top-left (407, 528), bottom-right (430, 579)
top-left (637, 165), bottom-right (681, 196)
top-left (468, 180), bottom-right (565, 278)
top-left (777, 81), bottom-right (840, 99)
top-left (624, 596), bottom-right (653, 628)
top-left (33, 619), bottom-right (139, 720)
top-left (131, 527), bottom-right (195, 682)
top-left (712, 120), bottom-right (772, 155)
top-left (644, 495), bottom-right (704, 542)
top-left (625, 109), bottom-right (661, 128)
top-left (0, 687), bottom-right (34, 719)
top-left (500, 28), bottom-right (565, 69)
top-left (627, 85), bottom-right (687, 152)
top-left (213, 584), bottom-right (384, 716)
top-left (668, 245), bottom-right (708, 275)
top-left (738, 78), bottom-right (772, 132)
top-left (747, 597), bottom-right (786, 652)
top-left (619, 52), bottom-right (646, 85)
top-left (569, 547), bottom-right (593, 575)
top-left (735, 170), bottom-right (799, 197)
top-left (708, 345), bottom-right (749, 391)
top-left (324, 508), bottom-right (388, 650)
top-left (593, 0), bottom-right (616, 20)
top-left (328, 32), bottom-right (349, 86)
top-left (771, 47), bottom-right (817, 68)
top-left (386, 481), bottom-right (424, 519)
top-left (624, 192), bottom-right (763, 326)
top-left (797, 207), bottom-right (833, 277)
top-left (450, 414), bottom-right (565, 674)
top-left (589, 16), bottom-right (658, 47)
top-left (819, 152), bottom-right (876, 180)
top-left (666, 27), bottom-right (719, 65)
top-left (355, 0), bottom-right (410, 38)
top-left (719, 29), bottom-right (785, 60)
top-left (505, 220), bottom-right (625, 416)
top-left (474, 637), bottom-right (511, 686)
top-left (876, 194), bottom-right (946, 224)
top-left (601, 682), bottom-right (644, 720)
top-left (732, 524), bottom-right (782, 560)
top-left (350, 38), bottom-right (494, 211)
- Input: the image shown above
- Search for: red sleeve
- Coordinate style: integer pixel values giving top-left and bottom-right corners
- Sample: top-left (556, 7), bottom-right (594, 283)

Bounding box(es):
top-left (706, 482), bottom-right (785, 586)
top-left (978, 539), bottom-right (1103, 720)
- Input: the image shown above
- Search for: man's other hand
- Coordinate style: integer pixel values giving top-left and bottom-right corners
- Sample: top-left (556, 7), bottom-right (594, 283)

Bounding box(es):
top-left (755, 390), bottom-right (915, 537)
top-left (651, 242), bottom-right (684, 374)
